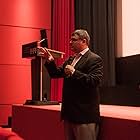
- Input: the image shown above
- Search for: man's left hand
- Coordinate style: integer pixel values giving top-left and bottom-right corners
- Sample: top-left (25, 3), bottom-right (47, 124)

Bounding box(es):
top-left (64, 65), bottom-right (75, 77)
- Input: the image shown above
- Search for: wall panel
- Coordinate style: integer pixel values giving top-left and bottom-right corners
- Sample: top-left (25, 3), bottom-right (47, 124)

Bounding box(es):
top-left (0, 0), bottom-right (51, 125)
top-left (0, 65), bottom-right (31, 104)
top-left (0, 26), bottom-right (51, 65)
top-left (0, 0), bottom-right (51, 28)
top-left (0, 105), bottom-right (11, 125)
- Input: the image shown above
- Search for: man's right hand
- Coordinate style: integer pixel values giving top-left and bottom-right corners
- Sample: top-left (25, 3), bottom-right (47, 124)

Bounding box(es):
top-left (37, 47), bottom-right (54, 61)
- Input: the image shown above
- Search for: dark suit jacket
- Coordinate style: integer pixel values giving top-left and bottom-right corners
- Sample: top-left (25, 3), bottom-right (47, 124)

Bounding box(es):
top-left (45, 50), bottom-right (103, 124)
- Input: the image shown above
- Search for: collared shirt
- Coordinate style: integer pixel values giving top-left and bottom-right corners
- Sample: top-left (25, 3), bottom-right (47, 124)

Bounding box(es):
top-left (80, 47), bottom-right (89, 56)
top-left (71, 47), bottom-right (89, 67)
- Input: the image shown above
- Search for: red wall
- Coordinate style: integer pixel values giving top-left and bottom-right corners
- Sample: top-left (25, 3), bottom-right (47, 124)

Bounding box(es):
top-left (0, 0), bottom-right (51, 125)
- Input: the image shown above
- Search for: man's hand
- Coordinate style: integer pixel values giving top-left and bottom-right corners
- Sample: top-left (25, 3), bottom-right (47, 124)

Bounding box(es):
top-left (64, 65), bottom-right (75, 77)
top-left (37, 47), bottom-right (54, 61)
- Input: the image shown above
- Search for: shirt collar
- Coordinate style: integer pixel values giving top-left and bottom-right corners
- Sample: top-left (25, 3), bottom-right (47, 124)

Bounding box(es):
top-left (79, 47), bottom-right (89, 56)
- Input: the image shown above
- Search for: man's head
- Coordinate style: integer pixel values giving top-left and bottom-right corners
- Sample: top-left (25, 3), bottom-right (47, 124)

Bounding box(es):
top-left (69, 29), bottom-right (90, 53)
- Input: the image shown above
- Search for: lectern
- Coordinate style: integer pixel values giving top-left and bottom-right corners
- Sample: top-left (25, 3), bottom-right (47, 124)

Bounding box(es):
top-left (22, 32), bottom-right (64, 105)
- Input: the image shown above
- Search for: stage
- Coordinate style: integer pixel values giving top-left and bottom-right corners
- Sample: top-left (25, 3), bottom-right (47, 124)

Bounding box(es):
top-left (12, 104), bottom-right (140, 140)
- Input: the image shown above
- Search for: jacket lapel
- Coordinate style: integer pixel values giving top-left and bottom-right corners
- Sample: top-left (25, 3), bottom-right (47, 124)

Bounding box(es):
top-left (74, 50), bottom-right (90, 68)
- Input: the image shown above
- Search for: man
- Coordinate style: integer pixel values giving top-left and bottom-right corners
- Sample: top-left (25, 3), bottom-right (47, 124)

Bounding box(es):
top-left (38, 29), bottom-right (103, 140)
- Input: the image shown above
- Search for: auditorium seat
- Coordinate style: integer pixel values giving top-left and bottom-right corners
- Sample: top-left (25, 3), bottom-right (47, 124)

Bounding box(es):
top-left (0, 127), bottom-right (23, 140)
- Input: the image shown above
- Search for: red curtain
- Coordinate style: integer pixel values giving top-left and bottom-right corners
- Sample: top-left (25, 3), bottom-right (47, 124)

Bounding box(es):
top-left (51, 0), bottom-right (75, 101)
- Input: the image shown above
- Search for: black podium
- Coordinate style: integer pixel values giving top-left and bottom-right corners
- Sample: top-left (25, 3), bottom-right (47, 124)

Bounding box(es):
top-left (22, 34), bottom-right (64, 105)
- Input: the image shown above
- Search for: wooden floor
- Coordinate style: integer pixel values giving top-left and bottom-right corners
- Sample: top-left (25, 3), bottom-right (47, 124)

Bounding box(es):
top-left (12, 104), bottom-right (140, 140)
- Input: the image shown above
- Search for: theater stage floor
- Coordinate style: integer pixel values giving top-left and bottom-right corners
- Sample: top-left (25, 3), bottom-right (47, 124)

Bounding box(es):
top-left (12, 104), bottom-right (140, 140)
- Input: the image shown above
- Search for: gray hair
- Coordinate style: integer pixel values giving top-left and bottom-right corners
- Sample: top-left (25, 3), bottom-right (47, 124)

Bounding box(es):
top-left (72, 29), bottom-right (90, 45)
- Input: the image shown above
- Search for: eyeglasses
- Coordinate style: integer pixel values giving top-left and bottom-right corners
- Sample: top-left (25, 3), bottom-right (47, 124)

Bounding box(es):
top-left (70, 38), bottom-right (80, 42)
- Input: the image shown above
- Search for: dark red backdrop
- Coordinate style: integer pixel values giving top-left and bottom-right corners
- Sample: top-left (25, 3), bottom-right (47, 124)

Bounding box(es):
top-left (51, 0), bottom-right (75, 101)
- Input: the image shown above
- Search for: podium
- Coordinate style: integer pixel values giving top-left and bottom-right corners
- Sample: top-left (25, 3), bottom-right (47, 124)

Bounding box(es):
top-left (22, 40), bottom-right (64, 105)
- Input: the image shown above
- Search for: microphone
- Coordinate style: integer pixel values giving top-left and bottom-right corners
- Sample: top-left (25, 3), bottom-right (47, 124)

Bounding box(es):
top-left (38, 38), bottom-right (46, 43)
top-left (65, 56), bottom-right (73, 65)
top-left (64, 56), bottom-right (74, 78)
